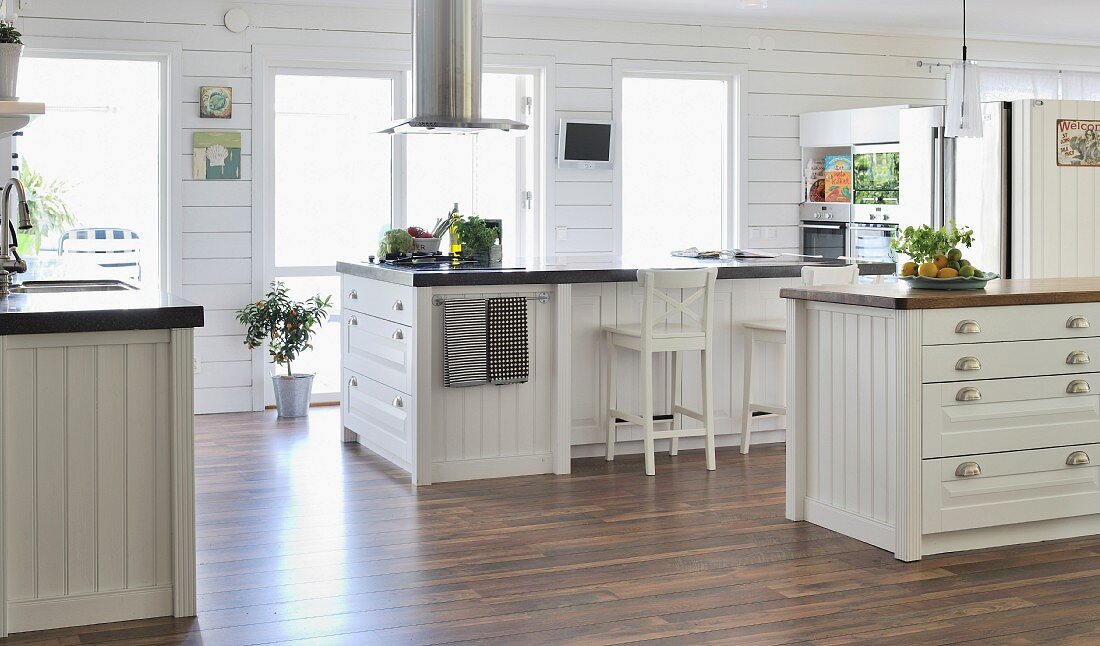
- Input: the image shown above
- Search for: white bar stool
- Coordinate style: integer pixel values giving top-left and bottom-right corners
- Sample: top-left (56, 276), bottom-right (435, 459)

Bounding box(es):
top-left (740, 264), bottom-right (860, 454)
top-left (604, 268), bottom-right (719, 476)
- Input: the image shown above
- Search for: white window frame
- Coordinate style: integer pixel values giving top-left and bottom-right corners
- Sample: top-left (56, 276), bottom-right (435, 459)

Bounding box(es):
top-left (21, 38), bottom-right (181, 292)
top-left (253, 45), bottom-right (549, 409)
top-left (612, 60), bottom-right (747, 256)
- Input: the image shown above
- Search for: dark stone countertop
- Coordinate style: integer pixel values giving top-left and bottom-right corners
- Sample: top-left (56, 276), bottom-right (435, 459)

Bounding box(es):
top-left (336, 255), bottom-right (896, 287)
top-left (0, 259), bottom-right (204, 335)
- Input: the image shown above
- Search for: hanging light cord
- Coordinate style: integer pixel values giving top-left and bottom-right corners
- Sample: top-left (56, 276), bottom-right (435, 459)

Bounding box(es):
top-left (962, 0), bottom-right (968, 61)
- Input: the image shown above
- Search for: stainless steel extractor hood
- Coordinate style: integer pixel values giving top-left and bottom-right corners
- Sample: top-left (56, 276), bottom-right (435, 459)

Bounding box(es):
top-left (380, 0), bottom-right (528, 134)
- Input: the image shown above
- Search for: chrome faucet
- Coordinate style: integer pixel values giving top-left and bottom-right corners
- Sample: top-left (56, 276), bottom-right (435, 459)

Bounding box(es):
top-left (0, 178), bottom-right (32, 296)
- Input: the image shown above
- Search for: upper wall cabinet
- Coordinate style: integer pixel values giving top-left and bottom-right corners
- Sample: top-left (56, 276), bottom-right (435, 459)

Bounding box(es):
top-left (800, 105), bottom-right (908, 147)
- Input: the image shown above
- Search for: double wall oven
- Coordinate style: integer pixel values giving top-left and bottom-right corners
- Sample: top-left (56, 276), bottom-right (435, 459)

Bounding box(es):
top-left (800, 203), bottom-right (898, 262)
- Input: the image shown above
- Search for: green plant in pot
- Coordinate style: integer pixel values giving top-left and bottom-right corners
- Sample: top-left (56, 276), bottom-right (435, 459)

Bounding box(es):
top-left (236, 282), bottom-right (332, 418)
top-left (454, 216), bottom-right (499, 262)
top-left (0, 21), bottom-right (23, 100)
top-left (17, 162), bottom-right (78, 257)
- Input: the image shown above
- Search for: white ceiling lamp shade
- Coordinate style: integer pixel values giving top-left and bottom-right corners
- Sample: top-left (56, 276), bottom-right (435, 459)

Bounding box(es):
top-left (740, 0), bottom-right (768, 7)
top-left (945, 60), bottom-right (982, 138)
top-left (944, 0), bottom-right (982, 138)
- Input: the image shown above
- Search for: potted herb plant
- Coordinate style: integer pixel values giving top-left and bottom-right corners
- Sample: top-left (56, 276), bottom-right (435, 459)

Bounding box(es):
top-left (0, 21), bottom-right (23, 100)
top-left (454, 216), bottom-right (499, 263)
top-left (237, 282), bottom-right (332, 418)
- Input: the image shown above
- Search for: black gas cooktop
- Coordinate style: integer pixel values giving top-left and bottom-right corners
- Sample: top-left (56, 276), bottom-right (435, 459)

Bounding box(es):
top-left (373, 254), bottom-right (525, 271)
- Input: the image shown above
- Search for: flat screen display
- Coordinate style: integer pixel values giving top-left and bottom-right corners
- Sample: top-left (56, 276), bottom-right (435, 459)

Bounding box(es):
top-left (563, 122), bottom-right (612, 162)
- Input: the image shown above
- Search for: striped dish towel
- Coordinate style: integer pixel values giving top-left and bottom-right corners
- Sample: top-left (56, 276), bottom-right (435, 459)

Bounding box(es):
top-left (442, 299), bottom-right (489, 388)
top-left (488, 297), bottom-right (530, 385)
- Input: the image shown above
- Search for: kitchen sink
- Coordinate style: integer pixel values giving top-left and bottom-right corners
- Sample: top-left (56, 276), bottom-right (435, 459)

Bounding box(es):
top-left (10, 279), bottom-right (138, 294)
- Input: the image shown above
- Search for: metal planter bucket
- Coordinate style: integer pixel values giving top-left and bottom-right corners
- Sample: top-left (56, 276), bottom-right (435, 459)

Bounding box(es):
top-left (272, 374), bottom-right (314, 418)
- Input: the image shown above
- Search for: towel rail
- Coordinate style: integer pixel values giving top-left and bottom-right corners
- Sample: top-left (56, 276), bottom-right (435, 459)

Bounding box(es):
top-left (433, 292), bottom-right (550, 307)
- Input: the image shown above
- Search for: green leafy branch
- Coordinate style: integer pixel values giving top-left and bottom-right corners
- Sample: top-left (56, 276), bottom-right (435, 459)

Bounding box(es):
top-left (891, 221), bottom-right (974, 264)
top-left (236, 282), bottom-right (332, 376)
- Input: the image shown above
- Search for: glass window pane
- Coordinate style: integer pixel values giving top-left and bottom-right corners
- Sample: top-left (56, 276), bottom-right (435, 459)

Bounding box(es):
top-left (19, 57), bottom-right (162, 286)
top-left (277, 275), bottom-right (341, 396)
top-left (274, 74), bottom-right (394, 267)
top-left (621, 76), bottom-right (728, 254)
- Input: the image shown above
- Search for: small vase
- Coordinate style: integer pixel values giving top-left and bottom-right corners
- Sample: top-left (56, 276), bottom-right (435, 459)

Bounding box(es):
top-left (271, 373), bottom-right (314, 418)
top-left (414, 237), bottom-right (442, 254)
top-left (0, 43), bottom-right (23, 100)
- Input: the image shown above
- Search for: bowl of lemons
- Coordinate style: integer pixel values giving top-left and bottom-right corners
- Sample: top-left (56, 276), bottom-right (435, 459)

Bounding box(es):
top-left (892, 223), bottom-right (999, 290)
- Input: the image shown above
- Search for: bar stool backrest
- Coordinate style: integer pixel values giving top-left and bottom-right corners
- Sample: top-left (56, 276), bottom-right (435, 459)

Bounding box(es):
top-left (636, 268), bottom-right (719, 342)
top-left (801, 264), bottom-right (859, 286)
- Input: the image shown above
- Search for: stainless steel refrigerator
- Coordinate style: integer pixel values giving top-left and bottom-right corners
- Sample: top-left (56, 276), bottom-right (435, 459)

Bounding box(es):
top-left (898, 102), bottom-right (1011, 276)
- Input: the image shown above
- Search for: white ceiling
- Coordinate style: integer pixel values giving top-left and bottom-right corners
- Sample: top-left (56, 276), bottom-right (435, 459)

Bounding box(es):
top-left (330, 0), bottom-right (1100, 46)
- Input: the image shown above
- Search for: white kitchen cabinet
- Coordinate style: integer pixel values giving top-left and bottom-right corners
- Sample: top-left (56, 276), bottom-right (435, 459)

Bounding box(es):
top-left (784, 282), bottom-right (1100, 561)
top-left (799, 105), bottom-right (907, 147)
top-left (1, 329), bottom-right (196, 636)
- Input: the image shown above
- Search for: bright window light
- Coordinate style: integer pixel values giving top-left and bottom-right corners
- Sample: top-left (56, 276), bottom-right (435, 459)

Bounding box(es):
top-left (621, 76), bottom-right (729, 254)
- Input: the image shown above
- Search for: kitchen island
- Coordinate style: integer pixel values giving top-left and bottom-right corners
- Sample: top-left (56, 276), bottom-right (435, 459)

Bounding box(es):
top-left (337, 255), bottom-right (893, 485)
top-left (781, 278), bottom-right (1100, 562)
top-left (0, 284), bottom-right (203, 637)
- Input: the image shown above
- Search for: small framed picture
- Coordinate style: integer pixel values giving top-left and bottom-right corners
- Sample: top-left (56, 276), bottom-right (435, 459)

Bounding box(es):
top-left (200, 86), bottom-right (233, 119)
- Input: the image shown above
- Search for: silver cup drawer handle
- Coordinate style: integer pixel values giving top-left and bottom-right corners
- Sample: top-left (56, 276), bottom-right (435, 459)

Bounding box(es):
top-left (955, 320), bottom-right (981, 334)
top-left (348, 289), bottom-right (358, 300)
top-left (348, 316), bottom-right (358, 326)
top-left (955, 461), bottom-right (982, 478)
top-left (392, 329), bottom-right (405, 341)
top-left (1067, 451), bottom-right (1091, 466)
top-left (956, 387), bottom-right (982, 402)
top-left (348, 377), bottom-right (358, 387)
top-left (392, 300), bottom-right (404, 311)
top-left (392, 396), bottom-right (404, 408)
top-left (1068, 379), bottom-right (1091, 394)
top-left (1068, 315), bottom-right (1090, 329)
top-left (1067, 351), bottom-right (1091, 365)
top-left (955, 357), bottom-right (981, 371)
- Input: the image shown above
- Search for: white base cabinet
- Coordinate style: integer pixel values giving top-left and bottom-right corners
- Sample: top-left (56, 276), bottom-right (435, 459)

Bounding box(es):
top-left (339, 272), bottom-right (795, 485)
top-left (786, 298), bottom-right (1100, 561)
top-left (0, 329), bottom-right (196, 637)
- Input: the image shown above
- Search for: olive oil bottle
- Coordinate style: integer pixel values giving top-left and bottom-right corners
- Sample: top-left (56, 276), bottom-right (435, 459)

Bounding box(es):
top-left (448, 203), bottom-right (462, 256)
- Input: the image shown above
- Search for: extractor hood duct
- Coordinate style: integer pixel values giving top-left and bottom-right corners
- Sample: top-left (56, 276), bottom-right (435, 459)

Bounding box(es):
top-left (380, 0), bottom-right (528, 134)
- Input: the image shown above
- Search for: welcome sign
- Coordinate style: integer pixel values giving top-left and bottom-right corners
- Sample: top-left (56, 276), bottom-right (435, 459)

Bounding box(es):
top-left (1057, 119), bottom-right (1100, 166)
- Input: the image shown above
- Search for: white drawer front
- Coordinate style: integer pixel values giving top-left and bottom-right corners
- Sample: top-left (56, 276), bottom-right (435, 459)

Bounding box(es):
top-left (922, 337), bottom-right (1100, 383)
top-left (923, 443), bottom-right (1100, 534)
top-left (342, 273), bottom-right (413, 326)
top-left (922, 373), bottom-right (1100, 458)
top-left (344, 310), bottom-right (412, 394)
top-left (923, 303), bottom-right (1100, 346)
top-left (343, 369), bottom-right (412, 466)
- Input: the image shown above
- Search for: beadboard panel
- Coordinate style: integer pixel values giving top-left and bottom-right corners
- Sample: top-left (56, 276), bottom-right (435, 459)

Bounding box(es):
top-left (802, 304), bottom-right (898, 526)
top-left (3, 339), bottom-right (173, 603)
top-left (20, 0), bottom-right (1100, 412)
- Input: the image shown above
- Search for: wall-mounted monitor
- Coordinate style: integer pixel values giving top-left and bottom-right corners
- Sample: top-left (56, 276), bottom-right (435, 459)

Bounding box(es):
top-left (557, 118), bottom-right (613, 170)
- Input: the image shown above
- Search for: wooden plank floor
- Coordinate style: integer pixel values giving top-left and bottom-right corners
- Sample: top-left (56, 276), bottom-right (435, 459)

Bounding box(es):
top-left (4, 407), bottom-right (1100, 645)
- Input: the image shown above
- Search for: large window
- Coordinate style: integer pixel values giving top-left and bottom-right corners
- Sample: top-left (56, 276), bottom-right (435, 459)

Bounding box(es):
top-left (269, 65), bottom-right (537, 401)
top-left (17, 55), bottom-right (164, 287)
top-left (617, 70), bottom-right (737, 255)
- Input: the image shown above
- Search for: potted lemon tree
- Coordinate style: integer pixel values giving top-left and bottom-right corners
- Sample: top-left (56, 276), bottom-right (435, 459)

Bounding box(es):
top-left (237, 282), bottom-right (332, 417)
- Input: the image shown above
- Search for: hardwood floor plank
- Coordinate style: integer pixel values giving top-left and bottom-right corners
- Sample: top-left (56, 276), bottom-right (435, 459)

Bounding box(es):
top-left (1, 409), bottom-right (1098, 645)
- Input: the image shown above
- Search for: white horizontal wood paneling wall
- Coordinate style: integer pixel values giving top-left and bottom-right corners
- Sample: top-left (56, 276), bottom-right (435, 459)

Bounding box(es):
top-left (20, 0), bottom-right (1100, 411)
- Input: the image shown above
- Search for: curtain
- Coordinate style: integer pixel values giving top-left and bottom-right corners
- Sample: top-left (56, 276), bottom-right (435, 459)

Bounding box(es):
top-left (1061, 71), bottom-right (1100, 100)
top-left (979, 66), bottom-right (1059, 101)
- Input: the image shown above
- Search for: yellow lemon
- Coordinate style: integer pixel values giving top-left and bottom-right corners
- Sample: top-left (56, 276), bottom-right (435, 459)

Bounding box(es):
top-left (900, 262), bottom-right (918, 276)
top-left (918, 262), bottom-right (939, 278)
top-left (937, 267), bottom-right (959, 278)
top-left (933, 254), bottom-right (949, 269)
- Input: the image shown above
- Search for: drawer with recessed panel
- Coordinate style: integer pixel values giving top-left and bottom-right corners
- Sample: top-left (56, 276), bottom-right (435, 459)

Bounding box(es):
top-left (922, 443), bottom-right (1100, 535)
top-left (922, 303), bottom-right (1100, 346)
top-left (343, 309), bottom-right (412, 393)
top-left (922, 372), bottom-right (1100, 458)
top-left (921, 337), bottom-right (1100, 383)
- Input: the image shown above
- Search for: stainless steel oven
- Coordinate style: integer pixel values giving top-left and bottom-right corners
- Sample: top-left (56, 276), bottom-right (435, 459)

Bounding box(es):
top-left (800, 203), bottom-right (850, 260)
top-left (849, 204), bottom-right (898, 263)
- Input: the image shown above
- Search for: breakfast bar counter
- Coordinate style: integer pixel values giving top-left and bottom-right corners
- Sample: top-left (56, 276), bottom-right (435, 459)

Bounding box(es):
top-left (782, 278), bottom-right (1100, 561)
top-left (337, 256), bottom-right (893, 485)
